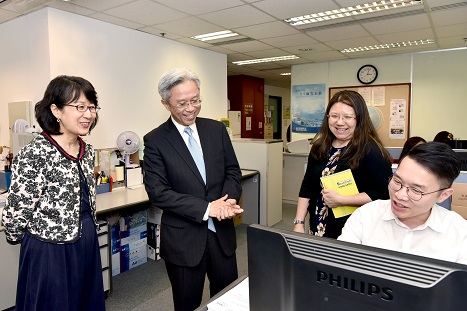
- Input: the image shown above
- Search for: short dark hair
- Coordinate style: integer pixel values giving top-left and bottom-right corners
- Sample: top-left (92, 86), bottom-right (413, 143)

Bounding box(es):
top-left (399, 136), bottom-right (426, 161)
top-left (35, 75), bottom-right (99, 135)
top-left (433, 130), bottom-right (453, 143)
top-left (404, 141), bottom-right (461, 187)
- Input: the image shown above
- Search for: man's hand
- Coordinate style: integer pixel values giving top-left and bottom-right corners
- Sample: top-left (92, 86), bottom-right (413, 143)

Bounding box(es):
top-left (210, 194), bottom-right (243, 221)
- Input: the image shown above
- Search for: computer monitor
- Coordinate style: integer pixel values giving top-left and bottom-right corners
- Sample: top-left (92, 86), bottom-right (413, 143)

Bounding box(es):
top-left (452, 149), bottom-right (467, 171)
top-left (385, 147), bottom-right (402, 161)
top-left (247, 224), bottom-right (467, 311)
top-left (448, 140), bottom-right (467, 150)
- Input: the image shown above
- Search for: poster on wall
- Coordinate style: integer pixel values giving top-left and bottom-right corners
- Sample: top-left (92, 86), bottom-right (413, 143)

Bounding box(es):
top-left (389, 99), bottom-right (406, 139)
top-left (291, 84), bottom-right (326, 133)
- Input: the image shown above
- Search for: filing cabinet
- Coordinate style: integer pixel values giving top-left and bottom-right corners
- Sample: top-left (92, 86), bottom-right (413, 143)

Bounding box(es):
top-left (97, 220), bottom-right (111, 295)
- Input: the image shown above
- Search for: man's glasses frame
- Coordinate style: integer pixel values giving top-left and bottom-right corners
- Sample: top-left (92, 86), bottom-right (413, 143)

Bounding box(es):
top-left (388, 175), bottom-right (448, 201)
top-left (171, 99), bottom-right (202, 110)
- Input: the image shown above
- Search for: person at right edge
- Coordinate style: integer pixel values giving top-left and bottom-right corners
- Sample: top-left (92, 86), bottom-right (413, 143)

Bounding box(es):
top-left (293, 90), bottom-right (393, 238)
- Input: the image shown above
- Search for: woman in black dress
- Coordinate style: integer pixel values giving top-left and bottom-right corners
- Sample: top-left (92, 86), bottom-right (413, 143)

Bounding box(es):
top-left (293, 90), bottom-right (393, 238)
top-left (1, 76), bottom-right (105, 310)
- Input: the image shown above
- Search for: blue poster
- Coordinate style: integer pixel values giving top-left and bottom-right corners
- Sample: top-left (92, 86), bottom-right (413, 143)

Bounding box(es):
top-left (292, 84), bottom-right (326, 133)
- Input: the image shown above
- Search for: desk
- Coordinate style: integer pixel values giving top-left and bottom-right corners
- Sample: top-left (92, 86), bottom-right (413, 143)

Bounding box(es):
top-left (96, 169), bottom-right (260, 222)
top-left (0, 170), bottom-right (259, 310)
top-left (195, 275), bottom-right (249, 311)
top-left (96, 186), bottom-right (149, 215)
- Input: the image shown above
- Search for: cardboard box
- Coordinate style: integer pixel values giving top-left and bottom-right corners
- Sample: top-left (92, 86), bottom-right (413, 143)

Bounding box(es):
top-left (120, 237), bottom-right (147, 272)
top-left (119, 210), bottom-right (147, 272)
top-left (147, 222), bottom-right (160, 260)
top-left (451, 205), bottom-right (467, 219)
top-left (109, 219), bottom-right (121, 276)
top-left (451, 183), bottom-right (467, 207)
top-left (107, 210), bottom-right (148, 275)
top-left (106, 213), bottom-right (124, 276)
top-left (119, 210), bottom-right (147, 241)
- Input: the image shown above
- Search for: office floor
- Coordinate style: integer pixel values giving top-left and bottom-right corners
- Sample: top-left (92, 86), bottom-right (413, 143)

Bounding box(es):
top-left (104, 203), bottom-right (297, 311)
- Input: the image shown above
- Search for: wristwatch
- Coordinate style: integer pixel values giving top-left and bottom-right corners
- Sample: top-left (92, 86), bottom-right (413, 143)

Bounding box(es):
top-left (293, 219), bottom-right (305, 224)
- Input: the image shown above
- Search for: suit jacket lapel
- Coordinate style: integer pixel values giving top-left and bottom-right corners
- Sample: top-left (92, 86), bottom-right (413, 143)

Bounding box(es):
top-left (196, 119), bottom-right (213, 184)
top-left (164, 118), bottom-right (205, 185)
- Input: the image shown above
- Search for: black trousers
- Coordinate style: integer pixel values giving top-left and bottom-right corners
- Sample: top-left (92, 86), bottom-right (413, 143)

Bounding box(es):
top-left (165, 230), bottom-right (238, 311)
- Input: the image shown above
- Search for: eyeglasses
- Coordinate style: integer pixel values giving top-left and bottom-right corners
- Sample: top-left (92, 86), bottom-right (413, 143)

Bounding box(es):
top-left (388, 176), bottom-right (448, 201)
top-left (65, 104), bottom-right (101, 113)
top-left (172, 99), bottom-right (202, 110)
top-left (328, 113), bottom-right (356, 122)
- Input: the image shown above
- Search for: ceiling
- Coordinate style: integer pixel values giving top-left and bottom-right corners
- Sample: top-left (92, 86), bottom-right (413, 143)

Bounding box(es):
top-left (0, 0), bottom-right (466, 88)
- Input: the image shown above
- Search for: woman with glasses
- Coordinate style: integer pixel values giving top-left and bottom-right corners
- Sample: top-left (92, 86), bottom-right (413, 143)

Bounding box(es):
top-left (338, 142), bottom-right (467, 264)
top-left (293, 90), bottom-right (392, 238)
top-left (1, 75), bottom-right (105, 310)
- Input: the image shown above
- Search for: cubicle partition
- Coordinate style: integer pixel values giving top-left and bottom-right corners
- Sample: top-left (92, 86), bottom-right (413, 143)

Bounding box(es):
top-left (232, 138), bottom-right (283, 226)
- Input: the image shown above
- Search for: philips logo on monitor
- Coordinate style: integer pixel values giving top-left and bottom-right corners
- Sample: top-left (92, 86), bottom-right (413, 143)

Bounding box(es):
top-left (317, 270), bottom-right (393, 301)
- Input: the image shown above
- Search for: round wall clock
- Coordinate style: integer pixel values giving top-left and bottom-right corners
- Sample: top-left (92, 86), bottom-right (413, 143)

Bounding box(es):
top-left (357, 64), bottom-right (378, 84)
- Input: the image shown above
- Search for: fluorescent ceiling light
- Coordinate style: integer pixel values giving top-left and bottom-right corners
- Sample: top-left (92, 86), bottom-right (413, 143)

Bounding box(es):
top-left (232, 55), bottom-right (299, 65)
top-left (191, 30), bottom-right (238, 42)
top-left (284, 0), bottom-right (423, 26)
top-left (280, 72), bottom-right (291, 76)
top-left (340, 39), bottom-right (435, 53)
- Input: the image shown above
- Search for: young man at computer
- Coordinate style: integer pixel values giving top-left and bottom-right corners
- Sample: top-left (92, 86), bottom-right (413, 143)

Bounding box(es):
top-left (338, 142), bottom-right (467, 264)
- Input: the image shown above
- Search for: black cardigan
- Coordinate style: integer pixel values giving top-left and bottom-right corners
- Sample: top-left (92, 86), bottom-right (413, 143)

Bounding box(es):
top-left (299, 141), bottom-right (392, 237)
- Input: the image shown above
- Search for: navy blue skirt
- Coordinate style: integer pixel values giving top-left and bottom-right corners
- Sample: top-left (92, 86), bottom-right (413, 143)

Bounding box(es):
top-left (15, 177), bottom-right (105, 310)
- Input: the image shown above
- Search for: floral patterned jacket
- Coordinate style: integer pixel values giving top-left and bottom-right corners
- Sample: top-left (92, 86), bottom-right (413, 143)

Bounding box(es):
top-left (1, 132), bottom-right (97, 244)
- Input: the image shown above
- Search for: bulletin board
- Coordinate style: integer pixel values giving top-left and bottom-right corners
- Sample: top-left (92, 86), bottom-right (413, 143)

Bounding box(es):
top-left (329, 83), bottom-right (411, 147)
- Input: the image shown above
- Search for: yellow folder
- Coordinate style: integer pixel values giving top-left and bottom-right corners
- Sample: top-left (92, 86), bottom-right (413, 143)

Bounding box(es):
top-left (320, 169), bottom-right (359, 218)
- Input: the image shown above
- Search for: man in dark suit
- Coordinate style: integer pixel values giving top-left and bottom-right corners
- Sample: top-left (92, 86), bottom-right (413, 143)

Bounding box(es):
top-left (143, 68), bottom-right (243, 311)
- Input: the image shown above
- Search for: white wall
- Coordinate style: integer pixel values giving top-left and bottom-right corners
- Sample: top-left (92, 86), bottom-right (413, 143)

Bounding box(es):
top-left (0, 8), bottom-right (228, 150)
top-left (291, 49), bottom-right (467, 143)
top-left (0, 9), bottom-right (51, 146)
top-left (411, 49), bottom-right (467, 140)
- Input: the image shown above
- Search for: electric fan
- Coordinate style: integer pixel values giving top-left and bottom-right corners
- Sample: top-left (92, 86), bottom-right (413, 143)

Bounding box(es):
top-left (116, 131), bottom-right (140, 168)
top-left (11, 119), bottom-right (36, 155)
top-left (12, 119), bottom-right (29, 133)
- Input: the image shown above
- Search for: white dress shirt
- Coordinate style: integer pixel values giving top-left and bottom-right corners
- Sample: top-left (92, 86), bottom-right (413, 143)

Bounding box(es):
top-left (171, 117), bottom-right (211, 221)
top-left (171, 117), bottom-right (203, 156)
top-left (338, 199), bottom-right (467, 264)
